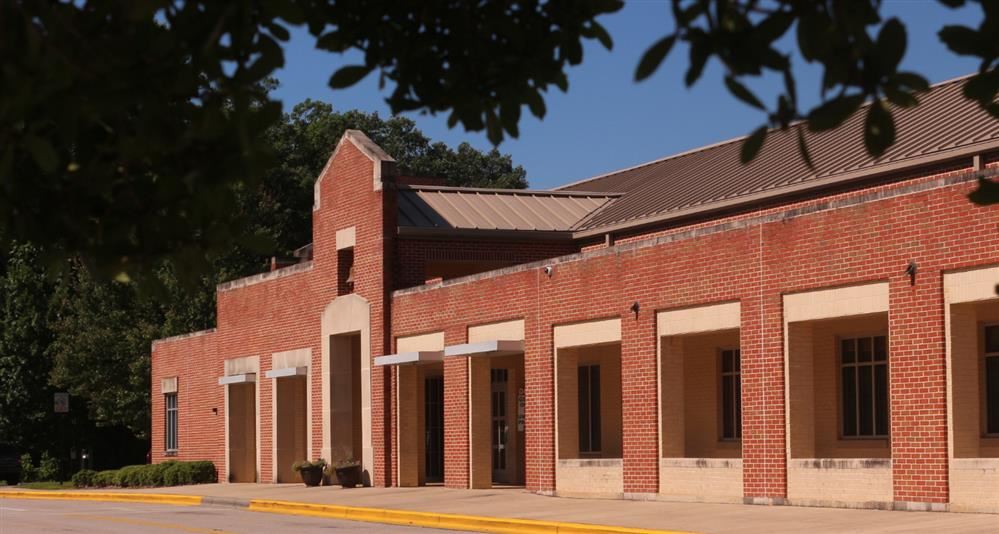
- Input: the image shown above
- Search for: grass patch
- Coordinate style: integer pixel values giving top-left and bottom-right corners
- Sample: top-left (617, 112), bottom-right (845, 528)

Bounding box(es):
top-left (17, 481), bottom-right (75, 490)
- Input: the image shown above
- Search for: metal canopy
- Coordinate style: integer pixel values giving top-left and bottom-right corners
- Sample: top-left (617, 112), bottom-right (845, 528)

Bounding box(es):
top-left (218, 373), bottom-right (256, 385)
top-left (264, 366), bottom-right (308, 379)
top-left (444, 340), bottom-right (524, 358)
top-left (373, 350), bottom-right (444, 367)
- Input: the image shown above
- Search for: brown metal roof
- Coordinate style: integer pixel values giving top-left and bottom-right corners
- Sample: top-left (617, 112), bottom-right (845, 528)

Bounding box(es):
top-left (397, 185), bottom-right (617, 234)
top-left (560, 75), bottom-right (999, 235)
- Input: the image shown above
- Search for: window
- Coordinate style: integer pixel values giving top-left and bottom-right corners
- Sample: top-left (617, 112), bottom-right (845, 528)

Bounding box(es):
top-left (841, 335), bottom-right (889, 438)
top-left (577, 365), bottom-right (601, 453)
top-left (337, 248), bottom-right (354, 296)
top-left (720, 349), bottom-right (741, 440)
top-left (165, 393), bottom-right (178, 452)
top-left (984, 325), bottom-right (999, 435)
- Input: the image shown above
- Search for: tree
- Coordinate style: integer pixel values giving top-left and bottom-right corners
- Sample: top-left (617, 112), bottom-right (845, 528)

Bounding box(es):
top-left (0, 244), bottom-right (58, 452)
top-left (632, 0), bottom-right (998, 169)
top-left (4, 1), bottom-right (997, 283)
top-left (33, 103), bottom-right (529, 444)
top-left (0, 0), bottom-right (609, 284)
top-left (48, 266), bottom-right (159, 439)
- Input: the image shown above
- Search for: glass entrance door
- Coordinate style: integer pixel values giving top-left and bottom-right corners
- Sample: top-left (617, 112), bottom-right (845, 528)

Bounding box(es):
top-left (424, 376), bottom-right (444, 482)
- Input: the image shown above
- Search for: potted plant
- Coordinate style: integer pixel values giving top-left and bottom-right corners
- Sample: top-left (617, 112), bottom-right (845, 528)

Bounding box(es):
top-left (292, 459), bottom-right (326, 487)
top-left (329, 458), bottom-right (362, 488)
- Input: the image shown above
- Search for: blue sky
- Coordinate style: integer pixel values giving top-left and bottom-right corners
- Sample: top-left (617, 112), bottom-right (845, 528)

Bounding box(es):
top-left (271, 1), bottom-right (983, 189)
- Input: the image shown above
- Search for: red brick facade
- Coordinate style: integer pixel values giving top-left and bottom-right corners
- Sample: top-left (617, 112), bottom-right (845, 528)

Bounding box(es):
top-left (152, 130), bottom-right (999, 511)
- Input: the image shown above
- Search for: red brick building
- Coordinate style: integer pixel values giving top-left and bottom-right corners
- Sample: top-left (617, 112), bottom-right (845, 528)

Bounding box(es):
top-left (152, 77), bottom-right (999, 512)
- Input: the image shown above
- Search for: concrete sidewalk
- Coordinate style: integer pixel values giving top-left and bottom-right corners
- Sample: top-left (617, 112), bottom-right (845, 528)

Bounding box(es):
top-left (80, 484), bottom-right (998, 533)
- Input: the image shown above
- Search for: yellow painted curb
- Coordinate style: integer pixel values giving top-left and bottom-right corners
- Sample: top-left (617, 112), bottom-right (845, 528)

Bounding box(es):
top-left (0, 490), bottom-right (202, 507)
top-left (0, 490), bottom-right (693, 533)
top-left (248, 499), bottom-right (693, 534)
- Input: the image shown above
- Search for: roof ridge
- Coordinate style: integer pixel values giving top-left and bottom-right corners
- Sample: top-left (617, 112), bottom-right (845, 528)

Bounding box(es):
top-left (554, 72), bottom-right (977, 192)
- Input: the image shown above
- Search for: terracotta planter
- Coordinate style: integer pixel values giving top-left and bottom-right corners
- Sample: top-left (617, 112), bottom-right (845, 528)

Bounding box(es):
top-left (299, 466), bottom-right (323, 487)
top-left (334, 464), bottom-right (361, 488)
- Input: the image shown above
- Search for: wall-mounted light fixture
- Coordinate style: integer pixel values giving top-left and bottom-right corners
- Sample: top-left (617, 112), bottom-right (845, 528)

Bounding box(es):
top-left (543, 265), bottom-right (554, 278)
top-left (905, 260), bottom-right (918, 286)
top-left (630, 301), bottom-right (640, 318)
top-left (212, 407), bottom-right (218, 415)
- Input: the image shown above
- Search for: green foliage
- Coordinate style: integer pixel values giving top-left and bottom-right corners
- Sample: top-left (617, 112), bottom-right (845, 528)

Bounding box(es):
top-left (18, 453), bottom-right (35, 483)
top-left (162, 462), bottom-right (192, 486)
top-left (72, 461), bottom-right (215, 488)
top-left (311, 1), bottom-right (622, 144)
top-left (3, 0), bottom-right (999, 279)
top-left (92, 470), bottom-right (119, 488)
top-left (17, 451), bottom-right (59, 482)
top-left (188, 461), bottom-right (218, 484)
top-left (48, 266), bottom-right (159, 438)
top-left (0, 244), bottom-right (58, 452)
top-left (292, 458), bottom-right (327, 472)
top-left (36, 451), bottom-right (59, 482)
top-left (633, 0), bottom-right (997, 188)
top-left (71, 469), bottom-right (96, 488)
top-left (138, 462), bottom-right (171, 487)
top-left (116, 465), bottom-right (146, 487)
top-left (0, 93), bottom-right (529, 450)
top-left (1, 2), bottom-right (282, 286)
top-left (0, 0), bottom-right (612, 284)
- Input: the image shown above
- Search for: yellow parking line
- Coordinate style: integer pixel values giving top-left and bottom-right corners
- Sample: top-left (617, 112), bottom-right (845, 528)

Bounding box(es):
top-left (68, 513), bottom-right (235, 533)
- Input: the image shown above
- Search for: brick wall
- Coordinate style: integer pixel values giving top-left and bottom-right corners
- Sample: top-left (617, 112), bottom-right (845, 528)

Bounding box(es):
top-left (151, 330), bottom-right (220, 467)
top-left (392, 163), bottom-right (999, 505)
top-left (153, 131), bottom-right (999, 510)
top-left (152, 137), bottom-right (393, 484)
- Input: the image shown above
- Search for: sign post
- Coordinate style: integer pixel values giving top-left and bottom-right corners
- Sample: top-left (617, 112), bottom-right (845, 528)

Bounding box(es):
top-left (54, 392), bottom-right (69, 481)
top-left (54, 392), bottom-right (69, 414)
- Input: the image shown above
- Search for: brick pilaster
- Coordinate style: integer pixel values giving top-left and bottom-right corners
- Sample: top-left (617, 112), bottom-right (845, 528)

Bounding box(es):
top-left (889, 272), bottom-right (949, 504)
top-left (621, 309), bottom-right (659, 494)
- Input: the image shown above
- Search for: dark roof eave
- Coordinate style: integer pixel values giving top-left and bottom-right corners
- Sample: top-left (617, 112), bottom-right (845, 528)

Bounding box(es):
top-left (397, 226), bottom-right (576, 242)
top-left (572, 139), bottom-right (999, 240)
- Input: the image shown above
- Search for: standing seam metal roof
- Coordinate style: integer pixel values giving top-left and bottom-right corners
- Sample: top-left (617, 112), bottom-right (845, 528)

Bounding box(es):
top-left (397, 186), bottom-right (618, 233)
top-left (559, 76), bottom-right (999, 232)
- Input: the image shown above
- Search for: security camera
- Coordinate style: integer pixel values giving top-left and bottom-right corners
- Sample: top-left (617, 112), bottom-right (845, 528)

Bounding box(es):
top-left (543, 265), bottom-right (554, 277)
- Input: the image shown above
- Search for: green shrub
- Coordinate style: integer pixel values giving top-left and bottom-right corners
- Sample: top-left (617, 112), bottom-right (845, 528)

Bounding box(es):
top-left (162, 462), bottom-right (192, 486)
top-left (93, 470), bottom-right (118, 488)
top-left (70, 461), bottom-right (215, 488)
top-left (36, 452), bottom-right (59, 482)
top-left (139, 462), bottom-right (171, 487)
top-left (117, 465), bottom-right (147, 487)
top-left (19, 454), bottom-right (35, 483)
top-left (71, 469), bottom-right (96, 488)
top-left (188, 461), bottom-right (217, 484)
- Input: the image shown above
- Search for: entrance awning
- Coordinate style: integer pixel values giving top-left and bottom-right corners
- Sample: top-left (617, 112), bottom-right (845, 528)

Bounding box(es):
top-left (444, 340), bottom-right (524, 358)
top-left (218, 373), bottom-right (256, 385)
top-left (374, 350), bottom-right (444, 367)
top-left (265, 366), bottom-right (307, 379)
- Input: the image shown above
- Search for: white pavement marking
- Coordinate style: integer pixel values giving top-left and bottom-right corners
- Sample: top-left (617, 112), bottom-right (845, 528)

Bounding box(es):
top-left (1, 506), bottom-right (28, 511)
